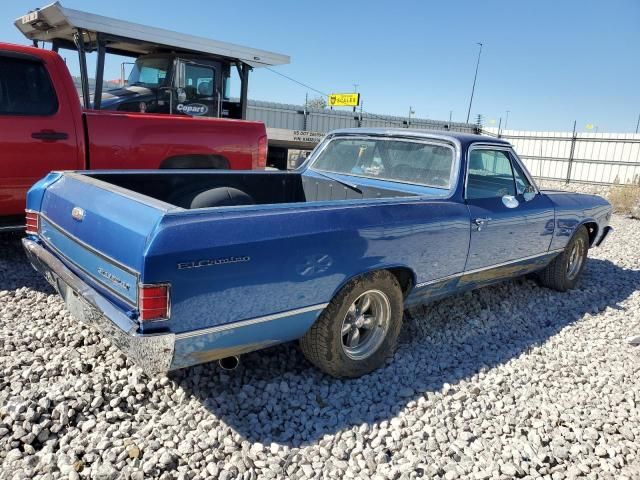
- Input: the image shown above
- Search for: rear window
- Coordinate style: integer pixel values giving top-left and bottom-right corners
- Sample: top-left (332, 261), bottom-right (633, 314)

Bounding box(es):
top-left (0, 56), bottom-right (58, 116)
top-left (310, 137), bottom-right (455, 189)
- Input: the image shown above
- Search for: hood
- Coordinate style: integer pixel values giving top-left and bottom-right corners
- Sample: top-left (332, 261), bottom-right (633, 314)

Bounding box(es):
top-left (95, 85), bottom-right (156, 109)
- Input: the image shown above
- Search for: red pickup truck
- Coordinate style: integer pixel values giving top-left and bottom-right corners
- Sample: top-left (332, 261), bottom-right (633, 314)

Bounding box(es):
top-left (0, 42), bottom-right (267, 230)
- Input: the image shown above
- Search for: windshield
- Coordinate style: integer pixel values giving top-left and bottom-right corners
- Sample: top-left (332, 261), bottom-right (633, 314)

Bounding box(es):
top-left (310, 137), bottom-right (455, 189)
top-left (127, 57), bottom-right (170, 87)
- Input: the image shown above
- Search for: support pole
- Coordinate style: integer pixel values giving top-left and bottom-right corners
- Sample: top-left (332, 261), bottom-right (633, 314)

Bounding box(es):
top-left (93, 34), bottom-right (106, 110)
top-left (73, 29), bottom-right (91, 109)
top-left (240, 63), bottom-right (250, 120)
top-left (566, 120), bottom-right (577, 184)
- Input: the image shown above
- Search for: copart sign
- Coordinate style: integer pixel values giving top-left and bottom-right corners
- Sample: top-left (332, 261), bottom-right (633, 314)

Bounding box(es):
top-left (177, 103), bottom-right (209, 116)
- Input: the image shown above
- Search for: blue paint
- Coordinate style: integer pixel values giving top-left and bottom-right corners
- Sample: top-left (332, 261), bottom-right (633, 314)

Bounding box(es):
top-left (39, 217), bottom-right (139, 305)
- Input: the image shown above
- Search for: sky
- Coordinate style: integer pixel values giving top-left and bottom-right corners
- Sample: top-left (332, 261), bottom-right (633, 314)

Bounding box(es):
top-left (3, 0), bottom-right (639, 133)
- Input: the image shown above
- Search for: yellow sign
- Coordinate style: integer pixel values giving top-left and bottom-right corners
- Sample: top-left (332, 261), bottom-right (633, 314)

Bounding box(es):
top-left (328, 93), bottom-right (360, 107)
top-left (586, 124), bottom-right (594, 130)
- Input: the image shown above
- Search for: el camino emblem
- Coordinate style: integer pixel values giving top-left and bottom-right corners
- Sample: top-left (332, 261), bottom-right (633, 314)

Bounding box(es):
top-left (177, 256), bottom-right (251, 270)
top-left (97, 267), bottom-right (131, 291)
top-left (71, 207), bottom-right (85, 221)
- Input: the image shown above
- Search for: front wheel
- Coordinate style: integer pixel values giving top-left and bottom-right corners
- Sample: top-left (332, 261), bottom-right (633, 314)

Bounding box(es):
top-left (538, 225), bottom-right (589, 291)
top-left (300, 270), bottom-right (404, 378)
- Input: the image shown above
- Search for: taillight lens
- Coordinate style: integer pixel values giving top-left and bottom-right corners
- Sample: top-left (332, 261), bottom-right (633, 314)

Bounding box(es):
top-left (138, 283), bottom-right (170, 322)
top-left (25, 210), bottom-right (39, 235)
top-left (257, 134), bottom-right (267, 169)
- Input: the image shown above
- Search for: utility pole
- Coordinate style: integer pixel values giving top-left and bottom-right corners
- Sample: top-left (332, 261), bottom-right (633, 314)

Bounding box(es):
top-left (466, 42), bottom-right (483, 123)
top-left (449, 110), bottom-right (453, 124)
top-left (504, 110), bottom-right (510, 131)
top-left (636, 113), bottom-right (639, 134)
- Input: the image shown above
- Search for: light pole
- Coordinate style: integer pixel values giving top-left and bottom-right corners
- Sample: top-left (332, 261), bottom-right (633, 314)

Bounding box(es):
top-left (466, 42), bottom-right (483, 124)
top-left (504, 110), bottom-right (510, 131)
top-left (636, 113), bottom-right (639, 134)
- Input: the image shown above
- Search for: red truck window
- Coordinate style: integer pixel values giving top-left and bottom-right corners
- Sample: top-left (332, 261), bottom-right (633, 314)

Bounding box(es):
top-left (0, 56), bottom-right (58, 116)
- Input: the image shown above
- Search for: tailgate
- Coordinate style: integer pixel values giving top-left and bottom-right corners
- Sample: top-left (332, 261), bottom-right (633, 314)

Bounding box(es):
top-left (37, 173), bottom-right (167, 306)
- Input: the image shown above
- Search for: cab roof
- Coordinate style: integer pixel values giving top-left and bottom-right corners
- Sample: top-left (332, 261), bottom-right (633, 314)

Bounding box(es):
top-left (327, 128), bottom-right (512, 148)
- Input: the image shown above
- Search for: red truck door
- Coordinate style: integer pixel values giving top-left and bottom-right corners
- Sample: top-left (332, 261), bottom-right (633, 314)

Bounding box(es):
top-left (0, 50), bottom-right (81, 218)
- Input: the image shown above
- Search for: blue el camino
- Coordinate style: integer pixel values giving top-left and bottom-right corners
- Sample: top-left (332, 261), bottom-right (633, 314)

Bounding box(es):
top-left (23, 129), bottom-right (613, 378)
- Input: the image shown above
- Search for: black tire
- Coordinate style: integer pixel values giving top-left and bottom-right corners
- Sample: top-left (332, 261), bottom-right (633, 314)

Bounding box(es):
top-left (538, 225), bottom-right (589, 292)
top-left (171, 187), bottom-right (255, 209)
top-left (300, 270), bottom-right (404, 378)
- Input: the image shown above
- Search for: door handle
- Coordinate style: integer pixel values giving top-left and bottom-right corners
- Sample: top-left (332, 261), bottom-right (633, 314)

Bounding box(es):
top-left (31, 130), bottom-right (68, 141)
top-left (474, 217), bottom-right (492, 231)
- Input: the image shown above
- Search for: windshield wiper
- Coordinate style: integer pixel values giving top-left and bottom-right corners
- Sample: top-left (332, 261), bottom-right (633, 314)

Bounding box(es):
top-left (311, 170), bottom-right (362, 194)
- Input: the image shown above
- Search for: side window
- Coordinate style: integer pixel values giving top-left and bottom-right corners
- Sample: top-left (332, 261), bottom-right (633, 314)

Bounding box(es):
top-left (466, 149), bottom-right (516, 199)
top-left (511, 155), bottom-right (534, 195)
top-left (184, 64), bottom-right (215, 100)
top-left (0, 56), bottom-right (58, 116)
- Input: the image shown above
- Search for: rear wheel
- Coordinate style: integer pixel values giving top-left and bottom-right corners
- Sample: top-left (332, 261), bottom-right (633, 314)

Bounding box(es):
top-left (538, 225), bottom-right (589, 291)
top-left (300, 270), bottom-right (404, 378)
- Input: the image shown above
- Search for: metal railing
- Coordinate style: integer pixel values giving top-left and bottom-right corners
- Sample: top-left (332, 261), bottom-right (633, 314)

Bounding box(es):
top-left (483, 127), bottom-right (640, 185)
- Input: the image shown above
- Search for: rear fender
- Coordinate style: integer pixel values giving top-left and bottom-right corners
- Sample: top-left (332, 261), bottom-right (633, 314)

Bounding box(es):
top-left (327, 264), bottom-right (418, 301)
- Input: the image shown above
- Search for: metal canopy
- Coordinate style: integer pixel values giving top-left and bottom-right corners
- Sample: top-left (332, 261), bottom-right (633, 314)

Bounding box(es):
top-left (15, 2), bottom-right (290, 67)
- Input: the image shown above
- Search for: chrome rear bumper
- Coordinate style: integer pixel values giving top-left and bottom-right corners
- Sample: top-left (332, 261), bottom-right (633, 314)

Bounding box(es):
top-left (22, 238), bottom-right (175, 374)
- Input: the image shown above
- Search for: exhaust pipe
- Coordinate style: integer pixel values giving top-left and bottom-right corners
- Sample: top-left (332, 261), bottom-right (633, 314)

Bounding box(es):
top-left (218, 355), bottom-right (240, 371)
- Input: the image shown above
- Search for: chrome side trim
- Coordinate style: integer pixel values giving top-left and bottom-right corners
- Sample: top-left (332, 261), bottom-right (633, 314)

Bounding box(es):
top-left (414, 249), bottom-right (564, 288)
top-left (415, 272), bottom-right (464, 288)
top-left (175, 303), bottom-right (329, 340)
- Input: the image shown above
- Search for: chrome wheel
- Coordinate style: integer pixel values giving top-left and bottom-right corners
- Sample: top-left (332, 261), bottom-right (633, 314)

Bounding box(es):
top-left (341, 289), bottom-right (391, 360)
top-left (566, 236), bottom-right (585, 280)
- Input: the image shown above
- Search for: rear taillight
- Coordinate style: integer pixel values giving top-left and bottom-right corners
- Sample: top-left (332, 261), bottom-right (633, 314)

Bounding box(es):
top-left (257, 134), bottom-right (267, 169)
top-left (138, 283), bottom-right (170, 322)
top-left (25, 210), bottom-right (39, 235)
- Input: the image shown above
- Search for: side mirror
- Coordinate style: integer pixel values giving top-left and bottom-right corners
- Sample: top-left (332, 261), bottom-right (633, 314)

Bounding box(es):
top-left (502, 195), bottom-right (519, 209)
top-left (175, 62), bottom-right (186, 89)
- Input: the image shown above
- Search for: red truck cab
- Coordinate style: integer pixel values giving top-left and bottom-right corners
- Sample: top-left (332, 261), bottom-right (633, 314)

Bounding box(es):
top-left (0, 42), bottom-right (268, 229)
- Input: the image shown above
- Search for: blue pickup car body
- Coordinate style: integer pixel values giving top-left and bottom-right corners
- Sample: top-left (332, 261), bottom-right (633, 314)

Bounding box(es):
top-left (23, 129), bottom-right (613, 375)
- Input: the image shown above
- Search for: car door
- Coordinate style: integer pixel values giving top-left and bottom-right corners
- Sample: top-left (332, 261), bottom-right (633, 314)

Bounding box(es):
top-left (464, 145), bottom-right (554, 272)
top-left (0, 52), bottom-right (80, 218)
top-left (176, 61), bottom-right (219, 117)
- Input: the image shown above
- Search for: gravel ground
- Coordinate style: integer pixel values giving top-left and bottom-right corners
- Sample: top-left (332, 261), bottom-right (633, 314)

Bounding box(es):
top-left (1, 216), bottom-right (640, 480)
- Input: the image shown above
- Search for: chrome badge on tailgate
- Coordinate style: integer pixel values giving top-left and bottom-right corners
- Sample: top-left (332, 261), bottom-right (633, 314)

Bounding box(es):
top-left (71, 207), bottom-right (85, 221)
top-left (97, 267), bottom-right (132, 291)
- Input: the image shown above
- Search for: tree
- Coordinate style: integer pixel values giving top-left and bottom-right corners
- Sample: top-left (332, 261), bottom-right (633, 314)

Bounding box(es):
top-left (306, 96), bottom-right (327, 110)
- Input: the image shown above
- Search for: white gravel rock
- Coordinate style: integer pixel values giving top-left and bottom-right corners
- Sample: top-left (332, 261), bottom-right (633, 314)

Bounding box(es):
top-left (1, 217), bottom-right (640, 479)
